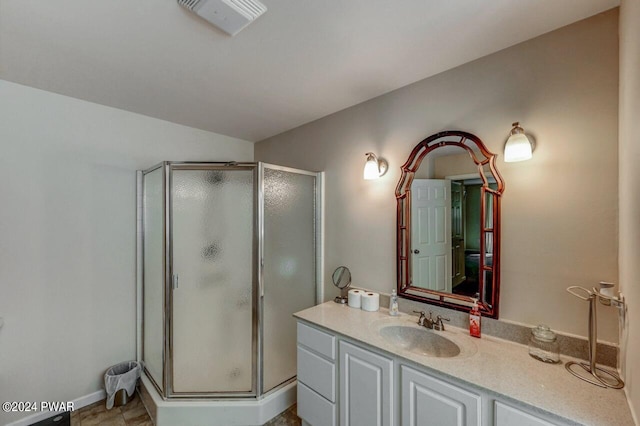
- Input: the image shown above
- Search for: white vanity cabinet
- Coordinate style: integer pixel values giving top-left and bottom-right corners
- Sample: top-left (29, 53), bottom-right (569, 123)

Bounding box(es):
top-left (401, 365), bottom-right (481, 426)
top-left (340, 341), bottom-right (394, 426)
top-left (297, 322), bottom-right (337, 426)
top-left (296, 319), bottom-right (571, 426)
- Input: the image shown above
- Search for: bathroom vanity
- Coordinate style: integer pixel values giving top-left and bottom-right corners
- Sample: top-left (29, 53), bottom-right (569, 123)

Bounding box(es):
top-left (294, 302), bottom-right (634, 426)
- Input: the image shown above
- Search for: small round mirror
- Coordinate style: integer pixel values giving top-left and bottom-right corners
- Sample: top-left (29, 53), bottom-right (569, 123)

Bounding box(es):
top-left (332, 266), bottom-right (351, 304)
top-left (332, 266), bottom-right (351, 289)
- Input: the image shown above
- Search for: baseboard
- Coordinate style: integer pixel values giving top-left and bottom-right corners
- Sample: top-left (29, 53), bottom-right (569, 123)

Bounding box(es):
top-left (5, 390), bottom-right (106, 426)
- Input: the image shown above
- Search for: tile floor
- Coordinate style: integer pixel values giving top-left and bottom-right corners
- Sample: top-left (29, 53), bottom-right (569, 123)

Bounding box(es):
top-left (70, 396), bottom-right (301, 426)
top-left (263, 405), bottom-right (301, 426)
top-left (71, 395), bottom-right (151, 426)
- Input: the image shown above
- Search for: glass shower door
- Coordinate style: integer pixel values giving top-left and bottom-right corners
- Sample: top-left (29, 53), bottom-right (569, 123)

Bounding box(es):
top-left (261, 164), bottom-right (317, 393)
top-left (169, 165), bottom-right (256, 395)
top-left (142, 165), bottom-right (165, 392)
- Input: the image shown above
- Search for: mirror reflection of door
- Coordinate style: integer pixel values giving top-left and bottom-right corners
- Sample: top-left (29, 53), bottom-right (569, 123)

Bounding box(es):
top-left (450, 181), bottom-right (465, 288)
top-left (449, 175), bottom-right (497, 298)
top-left (411, 175), bottom-right (496, 298)
top-left (410, 179), bottom-right (451, 293)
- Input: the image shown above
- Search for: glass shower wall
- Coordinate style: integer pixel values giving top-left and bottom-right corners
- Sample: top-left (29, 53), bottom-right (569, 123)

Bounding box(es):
top-left (139, 161), bottom-right (320, 399)
top-left (262, 165), bottom-right (317, 393)
top-left (170, 166), bottom-right (256, 395)
top-left (142, 166), bottom-right (165, 392)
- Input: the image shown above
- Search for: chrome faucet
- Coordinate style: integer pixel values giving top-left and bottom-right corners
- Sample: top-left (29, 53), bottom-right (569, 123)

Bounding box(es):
top-left (433, 314), bottom-right (450, 331)
top-left (413, 310), bottom-right (436, 329)
top-left (413, 311), bottom-right (449, 331)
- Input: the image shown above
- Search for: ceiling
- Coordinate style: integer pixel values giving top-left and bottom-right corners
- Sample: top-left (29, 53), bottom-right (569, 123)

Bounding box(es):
top-left (0, 0), bottom-right (618, 142)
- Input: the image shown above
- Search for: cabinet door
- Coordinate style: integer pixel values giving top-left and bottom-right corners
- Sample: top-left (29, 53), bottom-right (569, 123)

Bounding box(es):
top-left (340, 341), bottom-right (394, 426)
top-left (495, 401), bottom-right (560, 426)
top-left (401, 365), bottom-right (481, 426)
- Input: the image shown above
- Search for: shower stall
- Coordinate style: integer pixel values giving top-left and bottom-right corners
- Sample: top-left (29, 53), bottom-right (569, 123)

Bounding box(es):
top-left (137, 161), bottom-right (321, 424)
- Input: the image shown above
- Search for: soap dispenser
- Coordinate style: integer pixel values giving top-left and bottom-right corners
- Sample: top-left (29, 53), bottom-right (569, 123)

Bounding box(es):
top-left (389, 289), bottom-right (399, 316)
top-left (469, 299), bottom-right (481, 338)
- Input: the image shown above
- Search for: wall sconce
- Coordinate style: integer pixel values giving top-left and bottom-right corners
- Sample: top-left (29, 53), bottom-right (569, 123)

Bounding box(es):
top-left (364, 152), bottom-right (388, 180)
top-left (504, 122), bottom-right (535, 162)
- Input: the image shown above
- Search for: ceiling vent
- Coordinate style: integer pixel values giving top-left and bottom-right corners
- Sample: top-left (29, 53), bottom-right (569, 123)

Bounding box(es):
top-left (178, 0), bottom-right (267, 36)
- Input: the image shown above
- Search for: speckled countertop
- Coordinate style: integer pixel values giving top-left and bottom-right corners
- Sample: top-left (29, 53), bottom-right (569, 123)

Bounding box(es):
top-left (294, 302), bottom-right (635, 426)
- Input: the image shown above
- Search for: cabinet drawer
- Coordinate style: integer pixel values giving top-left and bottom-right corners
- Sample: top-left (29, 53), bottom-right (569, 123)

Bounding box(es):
top-left (495, 401), bottom-right (560, 426)
top-left (298, 345), bottom-right (335, 402)
top-left (298, 382), bottom-right (336, 426)
top-left (297, 322), bottom-right (336, 360)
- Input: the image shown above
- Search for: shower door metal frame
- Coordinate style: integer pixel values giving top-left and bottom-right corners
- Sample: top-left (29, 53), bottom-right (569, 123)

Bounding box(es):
top-left (138, 161), bottom-right (324, 400)
top-left (139, 161), bottom-right (168, 397)
top-left (258, 162), bottom-right (324, 395)
top-left (165, 162), bottom-right (259, 399)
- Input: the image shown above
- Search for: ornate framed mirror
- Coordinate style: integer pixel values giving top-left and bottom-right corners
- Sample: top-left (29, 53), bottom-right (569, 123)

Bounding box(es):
top-left (396, 131), bottom-right (504, 318)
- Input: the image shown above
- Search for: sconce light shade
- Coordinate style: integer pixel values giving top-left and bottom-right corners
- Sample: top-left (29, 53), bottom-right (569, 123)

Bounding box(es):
top-left (364, 152), bottom-right (388, 180)
top-left (504, 122), bottom-right (534, 162)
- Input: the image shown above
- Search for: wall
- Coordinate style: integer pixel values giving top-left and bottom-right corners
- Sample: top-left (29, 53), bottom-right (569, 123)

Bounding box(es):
top-left (0, 80), bottom-right (253, 424)
top-left (256, 11), bottom-right (620, 342)
top-left (619, 0), bottom-right (640, 420)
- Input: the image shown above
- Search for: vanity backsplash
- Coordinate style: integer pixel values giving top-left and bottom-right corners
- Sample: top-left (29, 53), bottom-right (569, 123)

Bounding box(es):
top-left (376, 292), bottom-right (617, 368)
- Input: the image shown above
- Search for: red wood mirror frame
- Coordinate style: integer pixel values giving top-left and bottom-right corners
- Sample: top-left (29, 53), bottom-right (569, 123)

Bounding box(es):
top-left (396, 130), bottom-right (505, 318)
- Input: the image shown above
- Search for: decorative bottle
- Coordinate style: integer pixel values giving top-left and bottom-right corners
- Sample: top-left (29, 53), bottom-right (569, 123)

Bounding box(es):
top-left (389, 289), bottom-right (399, 316)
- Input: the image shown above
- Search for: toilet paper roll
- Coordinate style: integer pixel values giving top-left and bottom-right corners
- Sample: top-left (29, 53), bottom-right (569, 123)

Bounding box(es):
top-left (348, 289), bottom-right (362, 308)
top-left (361, 292), bottom-right (380, 312)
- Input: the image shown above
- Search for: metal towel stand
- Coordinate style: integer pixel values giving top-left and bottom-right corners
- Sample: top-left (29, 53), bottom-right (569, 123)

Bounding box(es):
top-left (565, 286), bottom-right (624, 389)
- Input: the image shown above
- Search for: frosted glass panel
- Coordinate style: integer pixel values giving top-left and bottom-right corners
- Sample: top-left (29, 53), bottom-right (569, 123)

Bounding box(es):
top-left (263, 167), bottom-right (316, 392)
top-left (171, 168), bottom-right (254, 393)
top-left (143, 168), bottom-right (164, 391)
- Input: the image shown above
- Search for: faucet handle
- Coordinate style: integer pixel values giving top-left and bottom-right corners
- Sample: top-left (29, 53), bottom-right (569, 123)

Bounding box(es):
top-left (434, 315), bottom-right (450, 331)
top-left (412, 310), bottom-right (426, 326)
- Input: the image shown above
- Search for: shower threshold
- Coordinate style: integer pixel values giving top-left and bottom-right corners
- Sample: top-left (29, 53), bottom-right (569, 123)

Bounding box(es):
top-left (139, 373), bottom-right (297, 426)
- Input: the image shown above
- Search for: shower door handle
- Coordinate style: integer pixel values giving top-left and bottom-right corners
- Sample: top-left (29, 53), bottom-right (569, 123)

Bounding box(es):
top-left (259, 258), bottom-right (264, 298)
top-left (172, 274), bottom-right (179, 290)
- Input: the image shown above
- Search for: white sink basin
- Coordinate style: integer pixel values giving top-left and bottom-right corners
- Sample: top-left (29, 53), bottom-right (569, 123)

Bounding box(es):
top-left (370, 316), bottom-right (477, 359)
top-left (379, 325), bottom-right (461, 357)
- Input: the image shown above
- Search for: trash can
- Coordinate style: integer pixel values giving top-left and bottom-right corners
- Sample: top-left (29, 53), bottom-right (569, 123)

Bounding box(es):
top-left (113, 389), bottom-right (132, 407)
top-left (104, 361), bottom-right (142, 409)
